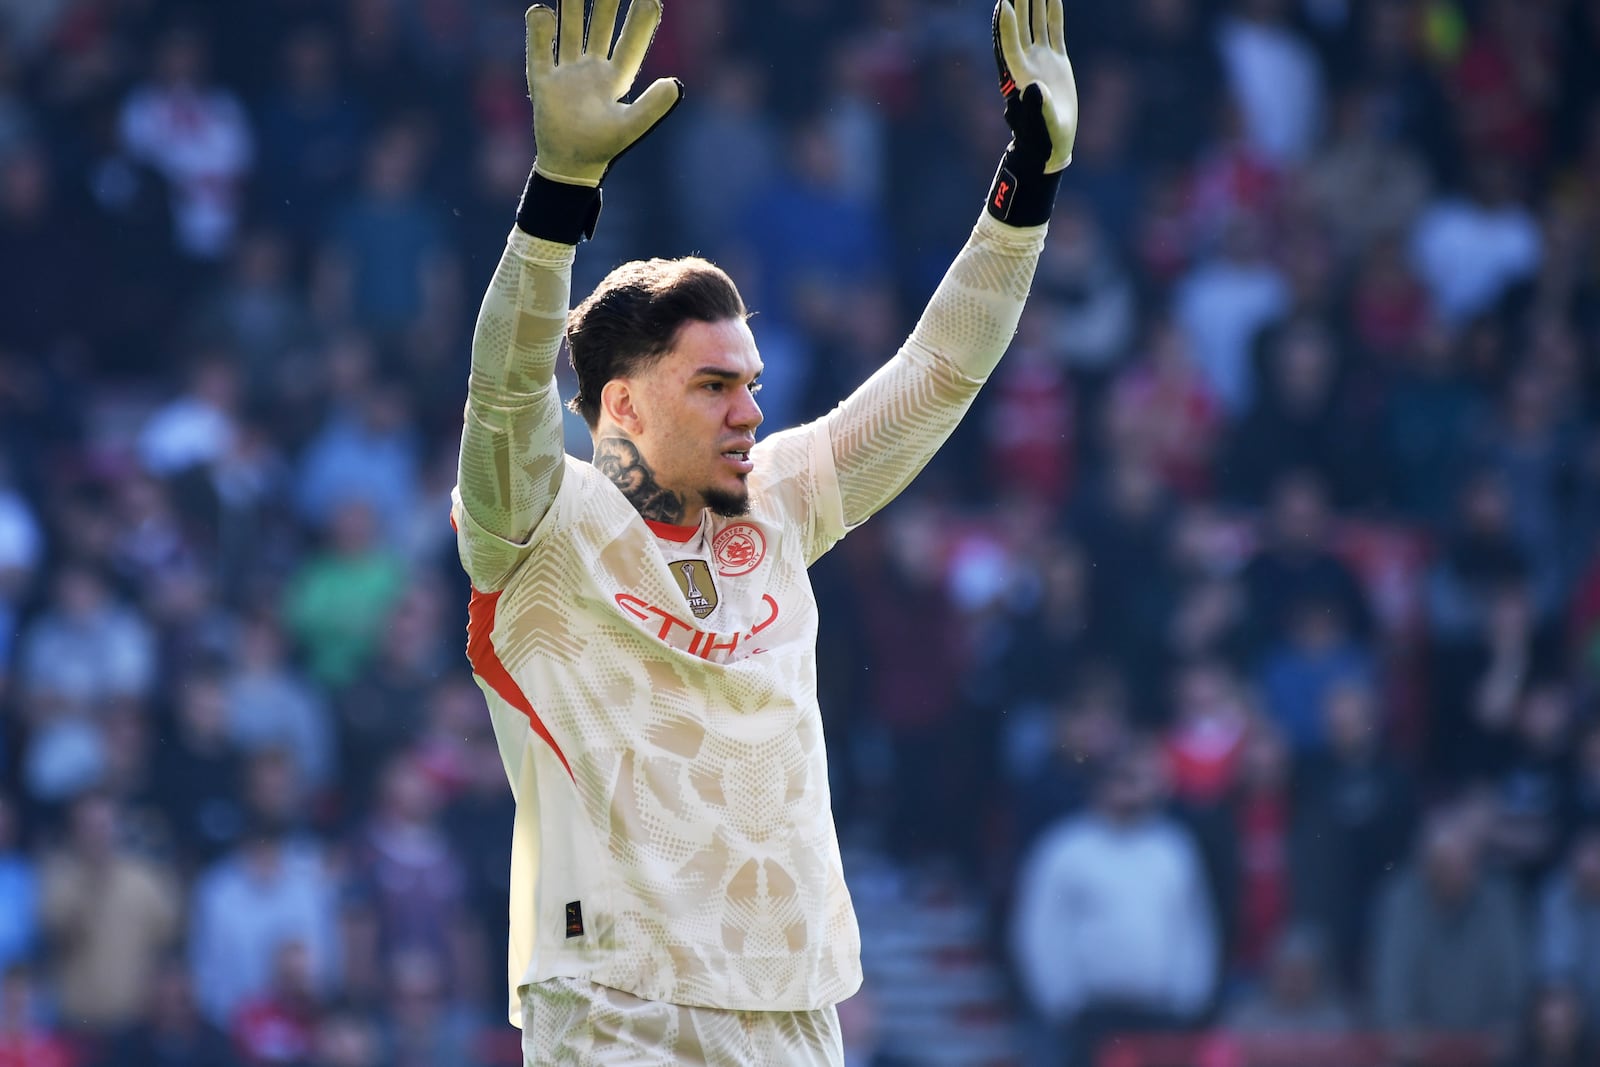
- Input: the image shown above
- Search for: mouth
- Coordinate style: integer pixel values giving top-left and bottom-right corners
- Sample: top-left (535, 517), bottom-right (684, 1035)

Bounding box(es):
top-left (721, 448), bottom-right (754, 474)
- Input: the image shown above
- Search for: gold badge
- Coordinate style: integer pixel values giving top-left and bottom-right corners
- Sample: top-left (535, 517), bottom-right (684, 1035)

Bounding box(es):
top-left (671, 560), bottom-right (718, 619)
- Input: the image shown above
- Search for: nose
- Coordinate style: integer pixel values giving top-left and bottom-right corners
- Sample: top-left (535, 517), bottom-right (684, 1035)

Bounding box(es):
top-left (730, 386), bottom-right (763, 432)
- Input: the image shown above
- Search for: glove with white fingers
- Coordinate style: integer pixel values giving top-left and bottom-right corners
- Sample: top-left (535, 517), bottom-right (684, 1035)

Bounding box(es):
top-left (987, 0), bottom-right (1080, 227)
top-left (516, 0), bottom-right (684, 243)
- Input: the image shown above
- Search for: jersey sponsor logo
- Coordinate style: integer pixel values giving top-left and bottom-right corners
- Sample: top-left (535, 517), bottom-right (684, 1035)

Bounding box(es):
top-left (614, 592), bottom-right (780, 660)
top-left (713, 523), bottom-right (766, 576)
top-left (565, 900), bottom-right (584, 938)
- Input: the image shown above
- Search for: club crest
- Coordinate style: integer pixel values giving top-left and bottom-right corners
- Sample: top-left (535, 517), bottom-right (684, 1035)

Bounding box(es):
top-left (713, 523), bottom-right (766, 576)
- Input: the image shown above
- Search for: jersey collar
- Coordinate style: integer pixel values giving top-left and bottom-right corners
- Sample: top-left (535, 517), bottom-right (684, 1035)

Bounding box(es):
top-left (645, 518), bottom-right (700, 543)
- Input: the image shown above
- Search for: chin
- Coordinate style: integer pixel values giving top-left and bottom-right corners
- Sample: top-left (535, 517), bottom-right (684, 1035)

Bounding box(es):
top-left (703, 485), bottom-right (751, 518)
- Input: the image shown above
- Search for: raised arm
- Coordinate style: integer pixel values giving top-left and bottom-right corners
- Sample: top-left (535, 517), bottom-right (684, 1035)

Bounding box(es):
top-left (454, 0), bottom-right (681, 591)
top-left (825, 0), bottom-right (1078, 527)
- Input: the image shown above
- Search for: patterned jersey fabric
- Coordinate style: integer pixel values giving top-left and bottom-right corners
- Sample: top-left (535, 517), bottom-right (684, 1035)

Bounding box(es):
top-left (454, 212), bottom-right (1045, 1023)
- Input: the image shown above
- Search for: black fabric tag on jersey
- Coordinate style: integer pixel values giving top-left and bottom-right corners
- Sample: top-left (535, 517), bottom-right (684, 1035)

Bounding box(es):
top-left (565, 900), bottom-right (584, 938)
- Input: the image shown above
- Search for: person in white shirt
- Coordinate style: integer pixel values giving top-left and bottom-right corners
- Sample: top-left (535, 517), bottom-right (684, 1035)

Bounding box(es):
top-left (451, 2), bottom-right (1081, 1064)
top-left (1010, 737), bottom-right (1219, 1067)
top-left (1410, 158), bottom-right (1542, 324)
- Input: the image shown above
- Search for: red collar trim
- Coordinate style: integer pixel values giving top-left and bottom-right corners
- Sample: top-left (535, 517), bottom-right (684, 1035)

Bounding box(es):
top-left (645, 519), bottom-right (700, 543)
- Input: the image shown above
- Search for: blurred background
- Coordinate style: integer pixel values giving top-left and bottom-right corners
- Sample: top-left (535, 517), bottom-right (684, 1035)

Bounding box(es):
top-left (0, 0), bottom-right (1598, 1065)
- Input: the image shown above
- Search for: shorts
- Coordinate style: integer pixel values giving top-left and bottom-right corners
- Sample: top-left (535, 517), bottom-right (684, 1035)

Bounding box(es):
top-left (520, 978), bottom-right (844, 1067)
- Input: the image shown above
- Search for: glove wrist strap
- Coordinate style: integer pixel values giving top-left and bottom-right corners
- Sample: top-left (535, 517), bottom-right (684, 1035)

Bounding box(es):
top-left (516, 166), bottom-right (604, 244)
top-left (985, 145), bottom-right (1061, 228)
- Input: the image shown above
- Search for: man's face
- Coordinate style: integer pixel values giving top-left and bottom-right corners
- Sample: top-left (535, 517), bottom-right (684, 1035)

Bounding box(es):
top-left (625, 318), bottom-right (764, 518)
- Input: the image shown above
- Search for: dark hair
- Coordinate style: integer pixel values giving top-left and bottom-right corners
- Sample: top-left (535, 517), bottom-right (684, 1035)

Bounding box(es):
top-left (566, 257), bottom-right (747, 428)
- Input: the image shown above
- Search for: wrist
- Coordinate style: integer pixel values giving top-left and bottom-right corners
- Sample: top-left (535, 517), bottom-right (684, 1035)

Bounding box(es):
top-left (516, 166), bottom-right (604, 244)
top-left (985, 144), bottom-right (1062, 228)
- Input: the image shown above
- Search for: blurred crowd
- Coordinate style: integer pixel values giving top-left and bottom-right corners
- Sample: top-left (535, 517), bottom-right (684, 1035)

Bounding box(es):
top-left (0, 0), bottom-right (1598, 1065)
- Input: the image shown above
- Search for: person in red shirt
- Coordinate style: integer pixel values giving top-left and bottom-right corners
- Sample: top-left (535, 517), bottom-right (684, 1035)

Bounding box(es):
top-left (0, 964), bottom-right (77, 1067)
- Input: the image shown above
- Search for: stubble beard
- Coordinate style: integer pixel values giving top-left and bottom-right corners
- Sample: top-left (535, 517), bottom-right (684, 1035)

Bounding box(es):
top-left (703, 481), bottom-right (751, 518)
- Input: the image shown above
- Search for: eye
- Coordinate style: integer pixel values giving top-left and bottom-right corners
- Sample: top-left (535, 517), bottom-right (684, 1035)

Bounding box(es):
top-left (703, 381), bottom-right (724, 393)
top-left (749, 383), bottom-right (763, 396)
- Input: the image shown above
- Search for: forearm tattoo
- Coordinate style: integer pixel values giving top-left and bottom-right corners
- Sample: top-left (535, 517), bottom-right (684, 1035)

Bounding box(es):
top-left (594, 437), bottom-right (687, 524)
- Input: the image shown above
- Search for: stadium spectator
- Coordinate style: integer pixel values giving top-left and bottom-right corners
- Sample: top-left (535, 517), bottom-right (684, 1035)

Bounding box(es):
top-left (1222, 317), bottom-right (1373, 508)
top-left (1370, 807), bottom-right (1527, 1043)
top-left (1537, 825), bottom-right (1600, 1032)
top-left (1007, 665), bottom-right (1133, 855)
top-left (1070, 452), bottom-right (1179, 689)
top-left (18, 561), bottom-right (157, 716)
top-left (1426, 470), bottom-right (1534, 641)
top-left (735, 117), bottom-right (890, 335)
top-left (1431, 578), bottom-right (1565, 785)
top-left (254, 24), bottom-right (369, 247)
top-left (1303, 86), bottom-right (1432, 259)
top-left (1223, 925), bottom-right (1352, 1035)
top-left (230, 940), bottom-right (322, 1067)
top-left (666, 60), bottom-right (779, 260)
top-left (1215, 0), bottom-right (1325, 165)
top-left (123, 956), bottom-right (240, 1067)
top-left (293, 383), bottom-right (422, 540)
top-left (1502, 980), bottom-right (1597, 1067)
top-left (1162, 658), bottom-right (1251, 809)
top-left (313, 120), bottom-right (458, 339)
top-left (1410, 158), bottom-right (1541, 324)
top-left (380, 945), bottom-right (488, 1067)
top-left (117, 24), bottom-right (254, 260)
top-left (137, 353), bottom-right (241, 478)
top-left (0, 797), bottom-right (36, 973)
top-left (0, 962), bottom-right (77, 1067)
top-left (1124, 0), bottom-right (1223, 170)
top-left (184, 228), bottom-right (318, 392)
top-left (1291, 680), bottom-right (1418, 990)
top-left (1481, 681), bottom-right (1581, 889)
top-left (149, 662), bottom-right (246, 867)
top-left (1173, 215), bottom-right (1291, 414)
top-left (983, 313), bottom-right (1081, 507)
top-left (1011, 737), bottom-right (1218, 1067)
top-left (342, 757), bottom-right (475, 1002)
top-left (1211, 716), bottom-right (1296, 979)
top-left (306, 1003), bottom-right (384, 1067)
top-left (187, 817), bottom-right (342, 1028)
top-left (1034, 199), bottom-right (1138, 384)
top-left (0, 145), bottom-right (81, 360)
top-left (1241, 471), bottom-right (1371, 656)
top-left (224, 612), bottom-right (335, 792)
top-left (280, 499), bottom-right (407, 689)
top-left (1106, 315), bottom-right (1222, 500)
top-left (38, 793), bottom-right (181, 1033)
top-left (1256, 592), bottom-right (1375, 754)
top-left (1379, 323), bottom-right (1488, 521)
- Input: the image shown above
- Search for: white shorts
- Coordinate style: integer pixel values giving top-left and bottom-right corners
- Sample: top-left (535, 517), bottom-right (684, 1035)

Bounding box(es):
top-left (520, 978), bottom-right (844, 1067)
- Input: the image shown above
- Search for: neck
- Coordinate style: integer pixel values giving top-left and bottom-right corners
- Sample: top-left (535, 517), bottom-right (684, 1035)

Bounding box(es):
top-left (593, 436), bottom-right (691, 524)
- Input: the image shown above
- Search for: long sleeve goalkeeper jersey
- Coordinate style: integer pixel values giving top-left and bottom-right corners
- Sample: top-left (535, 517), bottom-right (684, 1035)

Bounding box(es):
top-left (451, 210), bottom-right (1046, 1023)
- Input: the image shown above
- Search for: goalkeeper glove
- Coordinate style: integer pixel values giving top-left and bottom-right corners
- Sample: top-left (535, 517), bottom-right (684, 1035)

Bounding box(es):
top-left (516, 0), bottom-right (684, 243)
top-left (987, 0), bottom-right (1080, 227)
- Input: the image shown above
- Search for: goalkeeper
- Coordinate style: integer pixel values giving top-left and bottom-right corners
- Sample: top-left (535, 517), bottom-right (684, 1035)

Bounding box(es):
top-left (452, 0), bottom-right (1078, 1062)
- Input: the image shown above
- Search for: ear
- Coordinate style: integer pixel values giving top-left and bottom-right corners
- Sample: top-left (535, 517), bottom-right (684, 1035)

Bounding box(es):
top-left (599, 378), bottom-right (644, 434)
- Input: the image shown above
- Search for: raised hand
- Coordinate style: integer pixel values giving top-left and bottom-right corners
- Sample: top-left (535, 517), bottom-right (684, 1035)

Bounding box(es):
top-left (993, 0), bottom-right (1079, 174)
top-left (525, 0), bottom-right (683, 186)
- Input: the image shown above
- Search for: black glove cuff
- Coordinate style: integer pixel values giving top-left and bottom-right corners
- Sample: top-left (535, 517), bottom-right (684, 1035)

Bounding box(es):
top-left (515, 167), bottom-right (604, 244)
top-left (985, 145), bottom-right (1061, 228)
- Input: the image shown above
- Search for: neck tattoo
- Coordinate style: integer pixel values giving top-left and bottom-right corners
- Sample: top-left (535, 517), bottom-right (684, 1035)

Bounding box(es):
top-left (594, 437), bottom-right (688, 524)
